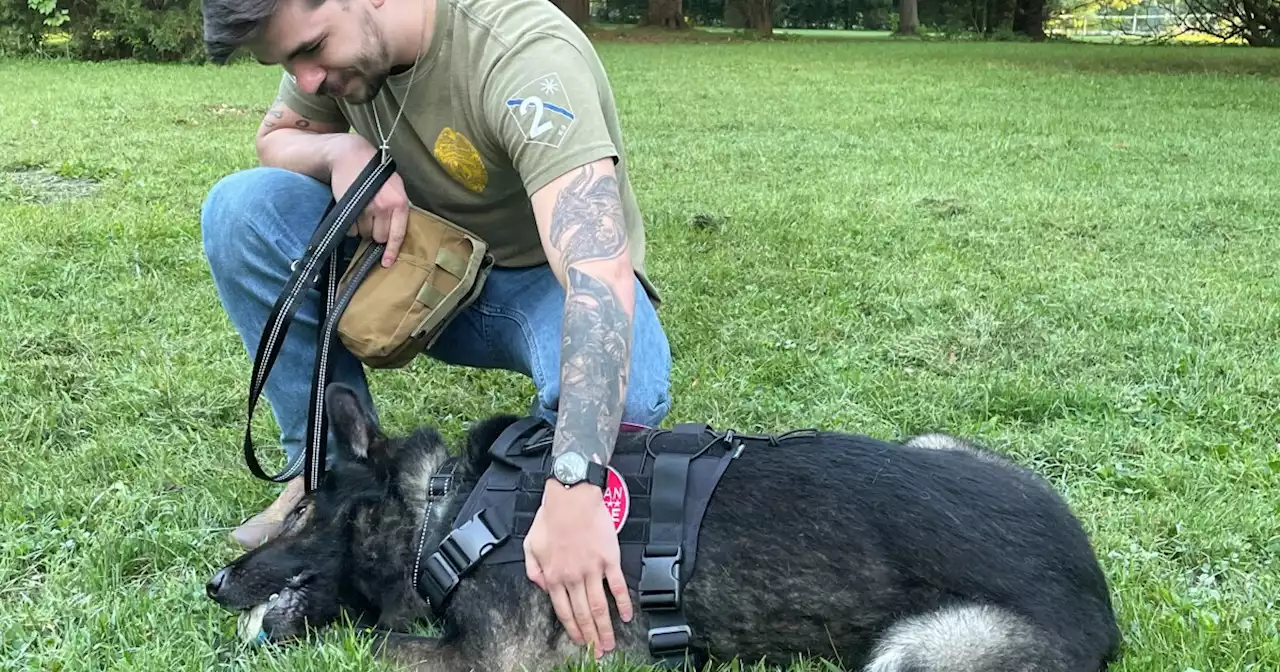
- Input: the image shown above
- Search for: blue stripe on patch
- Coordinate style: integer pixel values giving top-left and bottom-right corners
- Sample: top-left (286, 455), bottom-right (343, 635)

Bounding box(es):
top-left (506, 99), bottom-right (576, 121)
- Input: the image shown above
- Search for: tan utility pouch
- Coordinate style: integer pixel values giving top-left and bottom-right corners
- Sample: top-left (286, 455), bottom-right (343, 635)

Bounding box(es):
top-left (335, 204), bottom-right (493, 369)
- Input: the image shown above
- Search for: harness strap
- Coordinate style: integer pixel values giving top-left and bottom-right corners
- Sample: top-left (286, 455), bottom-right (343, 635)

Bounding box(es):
top-left (241, 153), bottom-right (397, 494)
top-left (487, 416), bottom-right (553, 467)
top-left (413, 419), bottom-right (780, 668)
top-left (418, 507), bottom-right (510, 613)
top-left (640, 422), bottom-right (711, 669)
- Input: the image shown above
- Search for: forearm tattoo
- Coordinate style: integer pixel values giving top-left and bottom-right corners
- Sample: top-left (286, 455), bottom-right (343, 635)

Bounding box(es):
top-left (555, 268), bottom-right (632, 465)
top-left (548, 166), bottom-right (633, 467)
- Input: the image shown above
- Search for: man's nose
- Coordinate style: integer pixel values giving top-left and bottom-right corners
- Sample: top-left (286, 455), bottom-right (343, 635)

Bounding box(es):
top-left (206, 567), bottom-right (231, 599)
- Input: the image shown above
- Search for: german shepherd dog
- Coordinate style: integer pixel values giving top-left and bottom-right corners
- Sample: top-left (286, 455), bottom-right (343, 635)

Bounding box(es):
top-left (206, 383), bottom-right (1122, 671)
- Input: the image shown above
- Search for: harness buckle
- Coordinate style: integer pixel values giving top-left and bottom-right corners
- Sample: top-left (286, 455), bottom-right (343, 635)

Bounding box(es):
top-left (638, 544), bottom-right (682, 611)
top-left (648, 624), bottom-right (693, 656)
top-left (420, 509), bottom-right (509, 610)
top-left (441, 509), bottom-right (508, 572)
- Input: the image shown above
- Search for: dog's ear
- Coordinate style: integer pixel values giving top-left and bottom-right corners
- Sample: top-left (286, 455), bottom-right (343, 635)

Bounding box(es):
top-left (325, 383), bottom-right (381, 460)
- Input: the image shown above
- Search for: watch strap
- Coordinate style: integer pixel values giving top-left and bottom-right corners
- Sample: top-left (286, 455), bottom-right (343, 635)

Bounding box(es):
top-left (585, 461), bottom-right (607, 489)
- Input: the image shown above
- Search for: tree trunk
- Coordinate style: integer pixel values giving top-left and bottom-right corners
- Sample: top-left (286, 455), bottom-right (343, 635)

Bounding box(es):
top-left (743, 0), bottom-right (774, 37)
top-left (987, 0), bottom-right (1018, 34)
top-left (550, 0), bottom-right (590, 26)
top-left (645, 0), bottom-right (687, 29)
top-left (1012, 0), bottom-right (1047, 40)
top-left (724, 0), bottom-right (746, 28)
top-left (896, 0), bottom-right (919, 35)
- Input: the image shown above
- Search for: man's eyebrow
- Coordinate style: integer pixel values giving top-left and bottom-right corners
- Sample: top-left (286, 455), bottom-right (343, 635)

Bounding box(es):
top-left (256, 34), bottom-right (324, 67)
top-left (287, 34), bottom-right (325, 60)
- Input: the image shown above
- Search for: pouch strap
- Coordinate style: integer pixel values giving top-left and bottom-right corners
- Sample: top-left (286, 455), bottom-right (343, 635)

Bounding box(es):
top-left (241, 153), bottom-right (396, 493)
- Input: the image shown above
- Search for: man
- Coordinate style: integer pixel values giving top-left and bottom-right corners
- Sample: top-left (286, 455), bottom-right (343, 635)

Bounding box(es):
top-left (198, 0), bottom-right (672, 657)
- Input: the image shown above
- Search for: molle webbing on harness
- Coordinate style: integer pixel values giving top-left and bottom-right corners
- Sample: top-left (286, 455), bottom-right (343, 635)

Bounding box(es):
top-left (414, 417), bottom-right (777, 670)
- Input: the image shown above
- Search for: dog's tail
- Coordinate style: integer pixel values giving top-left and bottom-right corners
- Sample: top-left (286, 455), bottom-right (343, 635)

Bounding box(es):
top-left (863, 603), bottom-right (1074, 672)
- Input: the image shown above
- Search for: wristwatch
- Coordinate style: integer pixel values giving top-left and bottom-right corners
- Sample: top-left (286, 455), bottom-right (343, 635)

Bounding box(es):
top-left (550, 452), bottom-right (607, 489)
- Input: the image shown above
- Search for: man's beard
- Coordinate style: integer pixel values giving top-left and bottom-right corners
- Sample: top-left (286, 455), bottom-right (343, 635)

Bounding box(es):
top-left (320, 16), bottom-right (394, 105)
top-left (320, 67), bottom-right (389, 104)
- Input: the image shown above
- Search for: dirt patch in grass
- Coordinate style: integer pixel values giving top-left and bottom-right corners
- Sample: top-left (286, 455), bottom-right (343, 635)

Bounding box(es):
top-left (1, 167), bottom-right (101, 204)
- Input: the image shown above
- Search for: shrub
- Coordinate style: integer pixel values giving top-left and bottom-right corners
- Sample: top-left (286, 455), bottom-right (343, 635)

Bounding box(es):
top-left (1, 0), bottom-right (208, 62)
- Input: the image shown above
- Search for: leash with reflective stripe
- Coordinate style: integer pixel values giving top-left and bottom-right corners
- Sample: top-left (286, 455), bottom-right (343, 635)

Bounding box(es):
top-left (241, 153), bottom-right (396, 494)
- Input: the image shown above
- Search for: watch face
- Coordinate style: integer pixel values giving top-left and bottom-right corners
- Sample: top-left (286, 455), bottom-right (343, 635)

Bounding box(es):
top-left (553, 453), bottom-right (587, 484)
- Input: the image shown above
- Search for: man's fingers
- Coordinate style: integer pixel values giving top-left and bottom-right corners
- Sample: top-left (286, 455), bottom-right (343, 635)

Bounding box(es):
top-left (383, 203), bottom-right (408, 267)
top-left (371, 207), bottom-right (390, 245)
top-left (586, 574), bottom-right (616, 655)
top-left (605, 561), bottom-right (632, 623)
top-left (567, 580), bottom-right (601, 654)
top-left (549, 585), bottom-right (583, 645)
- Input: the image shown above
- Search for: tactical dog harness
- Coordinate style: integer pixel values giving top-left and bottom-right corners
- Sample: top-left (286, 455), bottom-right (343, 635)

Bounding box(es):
top-left (411, 417), bottom-right (813, 669)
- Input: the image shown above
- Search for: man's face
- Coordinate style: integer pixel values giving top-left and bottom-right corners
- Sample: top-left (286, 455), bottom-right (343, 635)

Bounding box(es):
top-left (253, 0), bottom-right (395, 104)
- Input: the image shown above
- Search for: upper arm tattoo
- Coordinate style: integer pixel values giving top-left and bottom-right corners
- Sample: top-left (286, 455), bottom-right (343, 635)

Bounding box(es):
top-left (261, 95), bottom-right (314, 132)
top-left (547, 163), bottom-right (626, 270)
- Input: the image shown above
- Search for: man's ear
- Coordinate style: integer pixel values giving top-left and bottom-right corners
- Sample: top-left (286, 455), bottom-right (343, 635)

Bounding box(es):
top-left (324, 383), bottom-right (381, 460)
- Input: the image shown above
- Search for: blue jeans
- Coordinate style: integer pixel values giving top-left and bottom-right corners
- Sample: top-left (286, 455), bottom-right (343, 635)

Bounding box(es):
top-left (200, 166), bottom-right (673, 471)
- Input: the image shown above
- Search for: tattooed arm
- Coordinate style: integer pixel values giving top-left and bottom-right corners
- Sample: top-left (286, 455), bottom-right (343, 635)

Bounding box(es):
top-left (254, 95), bottom-right (356, 184)
top-left (255, 93), bottom-right (410, 266)
top-left (531, 157), bottom-right (635, 470)
top-left (522, 157), bottom-right (637, 655)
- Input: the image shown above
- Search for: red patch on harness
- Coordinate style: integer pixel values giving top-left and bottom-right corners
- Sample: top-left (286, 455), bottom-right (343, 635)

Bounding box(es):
top-left (602, 466), bottom-right (630, 533)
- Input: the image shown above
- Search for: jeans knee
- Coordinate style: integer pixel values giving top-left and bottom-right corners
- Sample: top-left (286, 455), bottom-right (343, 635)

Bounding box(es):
top-left (624, 381), bottom-right (671, 428)
top-left (200, 167), bottom-right (329, 277)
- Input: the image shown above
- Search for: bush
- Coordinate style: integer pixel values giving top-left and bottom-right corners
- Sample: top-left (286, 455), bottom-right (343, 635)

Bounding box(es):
top-left (0, 0), bottom-right (208, 62)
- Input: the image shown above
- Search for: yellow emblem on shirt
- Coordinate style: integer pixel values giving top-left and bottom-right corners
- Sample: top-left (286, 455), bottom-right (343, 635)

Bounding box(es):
top-left (432, 127), bottom-right (487, 193)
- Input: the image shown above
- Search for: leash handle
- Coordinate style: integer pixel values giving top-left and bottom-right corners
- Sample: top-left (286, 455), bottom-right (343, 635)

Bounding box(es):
top-left (241, 154), bottom-right (397, 492)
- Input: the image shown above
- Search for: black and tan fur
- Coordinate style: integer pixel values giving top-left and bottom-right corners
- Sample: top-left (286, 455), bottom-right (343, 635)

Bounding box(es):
top-left (206, 383), bottom-right (1123, 671)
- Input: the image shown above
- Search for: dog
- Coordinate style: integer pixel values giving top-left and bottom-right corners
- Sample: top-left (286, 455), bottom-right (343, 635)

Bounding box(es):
top-left (206, 383), bottom-right (1122, 671)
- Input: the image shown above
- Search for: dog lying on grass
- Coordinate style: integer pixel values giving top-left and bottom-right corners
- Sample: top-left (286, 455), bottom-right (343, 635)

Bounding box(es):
top-left (206, 383), bottom-right (1122, 671)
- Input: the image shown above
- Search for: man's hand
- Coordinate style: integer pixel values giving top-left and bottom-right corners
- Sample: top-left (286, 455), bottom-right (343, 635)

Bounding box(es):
top-left (523, 157), bottom-right (637, 657)
top-left (327, 135), bottom-right (410, 268)
top-left (253, 96), bottom-right (408, 268)
top-left (524, 483), bottom-right (632, 656)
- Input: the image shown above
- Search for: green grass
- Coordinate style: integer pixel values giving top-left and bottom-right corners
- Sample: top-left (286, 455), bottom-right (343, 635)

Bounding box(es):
top-left (3, 36), bottom-right (1280, 671)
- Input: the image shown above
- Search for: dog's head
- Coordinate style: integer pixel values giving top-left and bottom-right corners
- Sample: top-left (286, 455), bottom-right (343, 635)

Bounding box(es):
top-left (204, 383), bottom-right (516, 645)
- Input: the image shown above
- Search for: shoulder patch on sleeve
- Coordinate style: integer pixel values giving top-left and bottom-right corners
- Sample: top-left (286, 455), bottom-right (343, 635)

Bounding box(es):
top-left (504, 72), bottom-right (576, 148)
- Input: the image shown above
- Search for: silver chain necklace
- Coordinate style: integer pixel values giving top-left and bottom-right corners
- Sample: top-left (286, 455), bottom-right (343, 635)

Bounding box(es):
top-left (372, 0), bottom-right (429, 165)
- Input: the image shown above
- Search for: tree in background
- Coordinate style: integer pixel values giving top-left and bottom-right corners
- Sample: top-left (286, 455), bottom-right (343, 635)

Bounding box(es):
top-left (725, 0), bottom-right (776, 36)
top-left (645, 0), bottom-right (688, 28)
top-left (1158, 0), bottom-right (1278, 45)
top-left (897, 0), bottom-right (921, 34)
top-left (551, 0), bottom-right (591, 25)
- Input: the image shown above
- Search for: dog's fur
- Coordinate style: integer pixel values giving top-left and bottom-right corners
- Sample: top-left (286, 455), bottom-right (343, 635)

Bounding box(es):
top-left (207, 384), bottom-right (1122, 671)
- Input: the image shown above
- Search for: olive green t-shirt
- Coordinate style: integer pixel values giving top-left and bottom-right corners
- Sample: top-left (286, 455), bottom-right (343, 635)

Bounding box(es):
top-left (276, 0), bottom-right (658, 302)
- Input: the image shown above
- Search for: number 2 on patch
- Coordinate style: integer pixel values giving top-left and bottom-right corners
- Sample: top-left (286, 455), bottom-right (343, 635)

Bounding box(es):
top-left (520, 96), bottom-right (554, 139)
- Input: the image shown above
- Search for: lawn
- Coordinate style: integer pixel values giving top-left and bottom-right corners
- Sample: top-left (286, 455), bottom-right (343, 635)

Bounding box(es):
top-left (2, 34), bottom-right (1279, 671)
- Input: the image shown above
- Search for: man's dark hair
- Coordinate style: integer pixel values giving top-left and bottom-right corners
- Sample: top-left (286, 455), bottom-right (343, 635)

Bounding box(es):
top-left (202, 0), bottom-right (280, 64)
top-left (203, 0), bottom-right (329, 65)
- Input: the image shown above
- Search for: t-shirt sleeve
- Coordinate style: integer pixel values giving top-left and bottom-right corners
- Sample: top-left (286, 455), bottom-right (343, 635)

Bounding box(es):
top-left (274, 72), bottom-right (349, 127)
top-left (481, 34), bottom-right (620, 197)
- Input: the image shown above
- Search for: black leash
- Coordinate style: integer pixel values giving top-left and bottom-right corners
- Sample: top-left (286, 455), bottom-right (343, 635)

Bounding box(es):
top-left (241, 153), bottom-right (396, 494)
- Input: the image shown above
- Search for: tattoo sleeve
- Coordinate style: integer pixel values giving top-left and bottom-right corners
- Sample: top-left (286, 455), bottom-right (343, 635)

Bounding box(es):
top-left (547, 164), bottom-right (634, 467)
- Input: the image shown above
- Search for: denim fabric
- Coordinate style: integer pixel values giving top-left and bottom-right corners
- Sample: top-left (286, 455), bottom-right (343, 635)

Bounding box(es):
top-left (200, 166), bottom-right (672, 470)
